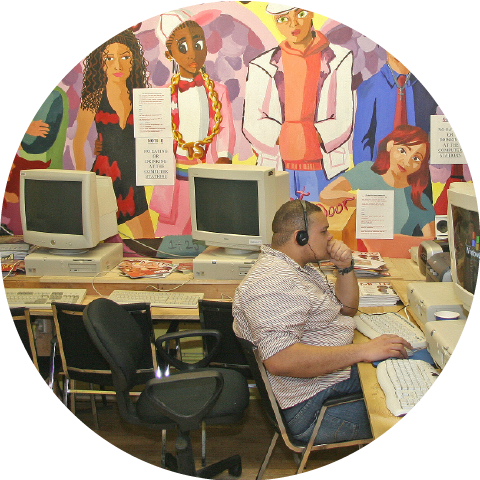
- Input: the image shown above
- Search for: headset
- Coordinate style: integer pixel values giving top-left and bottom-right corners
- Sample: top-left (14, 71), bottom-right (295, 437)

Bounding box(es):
top-left (296, 200), bottom-right (309, 246)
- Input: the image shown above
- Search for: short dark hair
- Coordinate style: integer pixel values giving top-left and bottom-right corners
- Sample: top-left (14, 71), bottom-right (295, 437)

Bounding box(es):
top-left (271, 200), bottom-right (322, 247)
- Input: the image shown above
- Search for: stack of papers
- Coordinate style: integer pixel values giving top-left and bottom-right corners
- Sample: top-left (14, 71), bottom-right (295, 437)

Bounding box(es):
top-left (353, 251), bottom-right (390, 277)
top-left (358, 282), bottom-right (400, 307)
top-left (118, 259), bottom-right (178, 279)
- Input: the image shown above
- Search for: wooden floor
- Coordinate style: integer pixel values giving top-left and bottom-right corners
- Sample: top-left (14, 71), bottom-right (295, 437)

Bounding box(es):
top-left (73, 394), bottom-right (361, 479)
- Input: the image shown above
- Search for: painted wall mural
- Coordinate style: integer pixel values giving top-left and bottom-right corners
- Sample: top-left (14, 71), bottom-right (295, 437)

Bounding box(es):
top-left (2, 1), bottom-right (473, 258)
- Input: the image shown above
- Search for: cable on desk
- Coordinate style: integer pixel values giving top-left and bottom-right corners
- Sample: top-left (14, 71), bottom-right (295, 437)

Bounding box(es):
top-left (145, 278), bottom-right (192, 292)
top-left (91, 262), bottom-right (124, 297)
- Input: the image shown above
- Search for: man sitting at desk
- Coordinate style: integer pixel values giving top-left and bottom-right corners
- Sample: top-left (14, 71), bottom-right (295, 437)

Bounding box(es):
top-left (233, 199), bottom-right (411, 444)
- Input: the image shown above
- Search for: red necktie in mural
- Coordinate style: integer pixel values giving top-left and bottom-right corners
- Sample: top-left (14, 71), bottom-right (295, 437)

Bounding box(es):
top-left (178, 74), bottom-right (204, 93)
top-left (394, 74), bottom-right (408, 127)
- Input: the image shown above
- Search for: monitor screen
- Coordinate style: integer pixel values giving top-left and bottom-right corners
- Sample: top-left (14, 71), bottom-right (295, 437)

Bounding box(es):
top-left (24, 179), bottom-right (83, 235)
top-left (447, 182), bottom-right (479, 312)
top-left (194, 177), bottom-right (259, 236)
top-left (451, 204), bottom-right (479, 296)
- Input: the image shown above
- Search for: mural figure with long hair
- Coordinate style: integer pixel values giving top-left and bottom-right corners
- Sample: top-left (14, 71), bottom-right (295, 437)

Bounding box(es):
top-left (73, 29), bottom-right (155, 239)
top-left (321, 124), bottom-right (435, 256)
top-left (242, 4), bottom-right (354, 201)
top-left (149, 9), bottom-right (236, 237)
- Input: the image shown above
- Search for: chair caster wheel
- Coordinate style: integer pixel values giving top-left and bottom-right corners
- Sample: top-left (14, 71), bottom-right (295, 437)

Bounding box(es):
top-left (164, 452), bottom-right (178, 472)
top-left (228, 463), bottom-right (242, 477)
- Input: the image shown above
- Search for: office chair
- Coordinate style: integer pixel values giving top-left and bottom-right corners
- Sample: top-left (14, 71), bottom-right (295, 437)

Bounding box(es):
top-left (83, 297), bottom-right (249, 478)
top-left (238, 338), bottom-right (372, 478)
top-left (52, 302), bottom-right (158, 430)
top-left (11, 307), bottom-right (39, 371)
top-left (197, 299), bottom-right (254, 466)
top-left (198, 299), bottom-right (252, 379)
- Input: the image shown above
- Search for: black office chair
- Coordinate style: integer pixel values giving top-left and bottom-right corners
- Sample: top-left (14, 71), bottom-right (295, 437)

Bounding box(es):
top-left (11, 307), bottom-right (39, 371)
top-left (197, 299), bottom-right (254, 465)
top-left (198, 299), bottom-right (252, 379)
top-left (238, 337), bottom-right (372, 478)
top-left (83, 297), bottom-right (249, 478)
top-left (52, 302), bottom-right (158, 430)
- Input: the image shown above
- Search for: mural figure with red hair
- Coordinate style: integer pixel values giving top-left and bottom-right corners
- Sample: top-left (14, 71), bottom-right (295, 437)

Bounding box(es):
top-left (321, 125), bottom-right (435, 256)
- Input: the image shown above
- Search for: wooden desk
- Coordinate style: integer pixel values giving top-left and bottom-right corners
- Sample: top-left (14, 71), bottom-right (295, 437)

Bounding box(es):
top-left (355, 331), bottom-right (401, 438)
top-left (4, 256), bottom-right (424, 439)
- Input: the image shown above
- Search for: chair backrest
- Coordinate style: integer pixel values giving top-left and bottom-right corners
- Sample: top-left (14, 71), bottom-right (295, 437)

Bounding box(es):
top-left (198, 299), bottom-right (251, 378)
top-left (83, 298), bottom-right (152, 424)
top-left (11, 307), bottom-right (39, 370)
top-left (53, 301), bottom-right (156, 386)
top-left (237, 338), bottom-right (290, 439)
top-left (82, 298), bottom-right (151, 390)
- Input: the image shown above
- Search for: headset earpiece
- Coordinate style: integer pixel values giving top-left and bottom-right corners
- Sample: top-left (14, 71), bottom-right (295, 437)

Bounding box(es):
top-left (296, 200), bottom-right (309, 246)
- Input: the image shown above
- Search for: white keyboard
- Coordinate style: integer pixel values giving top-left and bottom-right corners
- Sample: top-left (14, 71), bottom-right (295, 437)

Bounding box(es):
top-left (355, 312), bottom-right (427, 351)
top-left (376, 358), bottom-right (439, 416)
top-left (108, 290), bottom-right (204, 308)
top-left (5, 288), bottom-right (87, 309)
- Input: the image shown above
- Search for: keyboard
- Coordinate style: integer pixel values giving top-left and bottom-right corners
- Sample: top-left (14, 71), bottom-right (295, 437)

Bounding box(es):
top-left (376, 358), bottom-right (439, 416)
top-left (108, 290), bottom-right (204, 308)
top-left (355, 312), bottom-right (427, 351)
top-left (5, 288), bottom-right (87, 309)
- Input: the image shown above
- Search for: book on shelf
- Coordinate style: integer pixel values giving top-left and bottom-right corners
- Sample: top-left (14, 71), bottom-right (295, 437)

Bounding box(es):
top-left (358, 281), bottom-right (400, 307)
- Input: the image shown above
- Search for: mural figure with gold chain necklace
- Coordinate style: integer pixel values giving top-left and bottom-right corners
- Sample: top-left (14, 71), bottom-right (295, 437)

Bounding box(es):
top-left (149, 9), bottom-right (236, 237)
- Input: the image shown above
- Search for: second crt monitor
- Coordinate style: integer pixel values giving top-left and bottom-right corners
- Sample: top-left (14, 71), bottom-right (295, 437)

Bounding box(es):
top-left (189, 164), bottom-right (290, 279)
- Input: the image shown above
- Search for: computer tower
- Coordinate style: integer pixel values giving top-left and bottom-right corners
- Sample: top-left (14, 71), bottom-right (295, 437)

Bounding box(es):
top-left (407, 282), bottom-right (466, 327)
top-left (425, 319), bottom-right (466, 369)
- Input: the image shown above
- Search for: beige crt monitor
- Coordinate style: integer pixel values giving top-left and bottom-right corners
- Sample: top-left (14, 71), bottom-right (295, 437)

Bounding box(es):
top-left (189, 164), bottom-right (290, 280)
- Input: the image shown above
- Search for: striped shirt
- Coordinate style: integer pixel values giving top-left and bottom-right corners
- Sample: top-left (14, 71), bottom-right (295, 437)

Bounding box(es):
top-left (233, 245), bottom-right (356, 409)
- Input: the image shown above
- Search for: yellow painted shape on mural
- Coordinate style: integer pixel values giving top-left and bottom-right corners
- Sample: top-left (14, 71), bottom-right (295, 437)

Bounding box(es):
top-left (242, 1), bottom-right (328, 43)
top-left (432, 182), bottom-right (445, 205)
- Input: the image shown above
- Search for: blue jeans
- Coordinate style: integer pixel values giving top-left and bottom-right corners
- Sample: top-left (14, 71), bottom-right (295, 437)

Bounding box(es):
top-left (282, 365), bottom-right (372, 444)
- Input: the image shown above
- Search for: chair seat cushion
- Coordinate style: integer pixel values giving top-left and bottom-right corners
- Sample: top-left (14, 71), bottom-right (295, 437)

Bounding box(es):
top-left (135, 367), bottom-right (249, 427)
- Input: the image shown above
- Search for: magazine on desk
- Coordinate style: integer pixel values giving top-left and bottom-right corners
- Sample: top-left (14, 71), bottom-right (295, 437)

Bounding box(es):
top-left (352, 251), bottom-right (390, 277)
top-left (118, 259), bottom-right (178, 279)
top-left (358, 281), bottom-right (400, 306)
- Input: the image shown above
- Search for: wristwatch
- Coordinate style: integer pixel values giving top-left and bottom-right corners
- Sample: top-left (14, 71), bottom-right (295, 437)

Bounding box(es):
top-left (336, 259), bottom-right (354, 275)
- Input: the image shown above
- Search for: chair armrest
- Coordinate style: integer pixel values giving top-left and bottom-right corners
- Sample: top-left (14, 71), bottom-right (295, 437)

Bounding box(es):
top-left (155, 329), bottom-right (222, 371)
top-left (142, 369), bottom-right (224, 430)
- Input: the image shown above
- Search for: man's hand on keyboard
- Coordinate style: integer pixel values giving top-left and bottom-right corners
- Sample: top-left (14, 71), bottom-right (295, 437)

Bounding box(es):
top-left (361, 334), bottom-right (413, 362)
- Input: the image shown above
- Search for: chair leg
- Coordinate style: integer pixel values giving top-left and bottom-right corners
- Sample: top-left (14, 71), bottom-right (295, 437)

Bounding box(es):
top-left (161, 430), bottom-right (167, 468)
top-left (63, 377), bottom-right (69, 406)
top-left (89, 384), bottom-right (99, 430)
top-left (70, 379), bottom-right (76, 415)
top-left (256, 431), bottom-right (279, 480)
top-left (48, 338), bottom-right (57, 390)
top-left (201, 421), bottom-right (207, 467)
top-left (296, 404), bottom-right (328, 474)
top-left (197, 454), bottom-right (242, 478)
top-left (174, 430), bottom-right (196, 477)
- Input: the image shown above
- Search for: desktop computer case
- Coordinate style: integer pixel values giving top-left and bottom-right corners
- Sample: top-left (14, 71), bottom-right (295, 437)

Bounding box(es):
top-left (425, 319), bottom-right (466, 369)
top-left (407, 282), bottom-right (465, 327)
top-left (24, 242), bottom-right (123, 276)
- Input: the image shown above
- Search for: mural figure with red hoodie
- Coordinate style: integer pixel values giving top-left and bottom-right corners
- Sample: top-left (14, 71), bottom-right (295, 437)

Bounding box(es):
top-left (242, 4), bottom-right (354, 201)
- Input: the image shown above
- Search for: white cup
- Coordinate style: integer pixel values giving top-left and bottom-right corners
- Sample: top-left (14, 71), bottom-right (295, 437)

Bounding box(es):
top-left (434, 310), bottom-right (460, 321)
